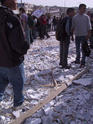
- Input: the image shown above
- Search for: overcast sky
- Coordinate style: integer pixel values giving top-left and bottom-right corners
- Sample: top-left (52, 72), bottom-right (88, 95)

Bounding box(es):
top-left (18, 0), bottom-right (93, 8)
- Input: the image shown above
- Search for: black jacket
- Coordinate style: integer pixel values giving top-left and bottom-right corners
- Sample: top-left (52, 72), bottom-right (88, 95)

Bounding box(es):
top-left (0, 6), bottom-right (29, 67)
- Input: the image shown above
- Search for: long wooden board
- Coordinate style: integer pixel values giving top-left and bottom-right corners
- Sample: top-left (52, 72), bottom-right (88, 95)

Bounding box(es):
top-left (10, 67), bottom-right (89, 124)
top-left (10, 83), bottom-right (67, 124)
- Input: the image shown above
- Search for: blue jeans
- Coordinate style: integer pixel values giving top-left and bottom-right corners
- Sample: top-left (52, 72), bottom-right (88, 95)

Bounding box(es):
top-left (75, 36), bottom-right (86, 64)
top-left (0, 63), bottom-right (25, 107)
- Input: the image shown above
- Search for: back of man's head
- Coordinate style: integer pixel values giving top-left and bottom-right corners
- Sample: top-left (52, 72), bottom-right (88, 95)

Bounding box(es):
top-left (66, 8), bottom-right (75, 15)
top-left (0, 0), bottom-right (6, 4)
top-left (19, 7), bottom-right (25, 13)
top-left (79, 4), bottom-right (86, 9)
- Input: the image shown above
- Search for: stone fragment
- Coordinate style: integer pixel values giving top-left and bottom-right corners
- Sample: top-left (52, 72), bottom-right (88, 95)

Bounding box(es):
top-left (24, 118), bottom-right (41, 124)
top-left (31, 118), bottom-right (41, 124)
top-left (5, 88), bottom-right (13, 95)
top-left (42, 116), bottom-right (53, 124)
top-left (70, 121), bottom-right (76, 124)
top-left (43, 103), bottom-right (52, 115)
top-left (73, 78), bottom-right (93, 86)
top-left (32, 109), bottom-right (45, 118)
top-left (0, 116), bottom-right (5, 124)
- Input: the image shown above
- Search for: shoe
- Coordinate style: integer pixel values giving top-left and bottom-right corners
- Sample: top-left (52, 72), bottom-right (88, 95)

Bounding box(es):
top-left (14, 101), bottom-right (24, 108)
top-left (79, 64), bottom-right (85, 68)
top-left (74, 61), bottom-right (80, 64)
top-left (90, 45), bottom-right (93, 49)
top-left (13, 101), bottom-right (29, 111)
top-left (62, 65), bottom-right (71, 69)
top-left (59, 62), bottom-right (62, 66)
top-left (40, 37), bottom-right (44, 40)
top-left (0, 97), bottom-right (2, 102)
top-left (0, 95), bottom-right (3, 102)
top-left (47, 36), bottom-right (50, 38)
top-left (13, 101), bottom-right (24, 111)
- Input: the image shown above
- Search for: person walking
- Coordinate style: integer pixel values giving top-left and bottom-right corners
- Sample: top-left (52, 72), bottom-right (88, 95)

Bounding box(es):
top-left (0, 0), bottom-right (29, 107)
top-left (72, 4), bottom-right (91, 68)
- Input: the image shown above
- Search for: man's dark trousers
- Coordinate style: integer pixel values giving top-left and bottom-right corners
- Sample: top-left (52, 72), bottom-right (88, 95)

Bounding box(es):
top-left (60, 36), bottom-right (70, 67)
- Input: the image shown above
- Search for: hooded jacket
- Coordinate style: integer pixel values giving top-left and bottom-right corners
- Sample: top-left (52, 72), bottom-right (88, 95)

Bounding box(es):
top-left (0, 6), bottom-right (29, 67)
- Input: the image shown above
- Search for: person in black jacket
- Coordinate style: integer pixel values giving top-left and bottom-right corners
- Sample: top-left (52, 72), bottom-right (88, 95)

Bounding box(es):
top-left (0, 0), bottom-right (29, 107)
top-left (59, 8), bottom-right (75, 69)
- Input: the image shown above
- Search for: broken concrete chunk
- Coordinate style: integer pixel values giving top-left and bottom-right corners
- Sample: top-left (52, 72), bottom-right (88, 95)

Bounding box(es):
top-left (73, 78), bottom-right (93, 86)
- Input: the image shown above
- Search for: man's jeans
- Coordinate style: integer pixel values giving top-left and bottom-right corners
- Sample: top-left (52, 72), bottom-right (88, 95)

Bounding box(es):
top-left (75, 36), bottom-right (86, 64)
top-left (0, 63), bottom-right (25, 107)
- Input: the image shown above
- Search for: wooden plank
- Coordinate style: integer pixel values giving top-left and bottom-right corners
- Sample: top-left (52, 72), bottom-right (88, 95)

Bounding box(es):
top-left (10, 83), bottom-right (67, 124)
top-left (71, 67), bottom-right (89, 81)
top-left (10, 67), bottom-right (89, 124)
top-left (40, 67), bottom-right (89, 87)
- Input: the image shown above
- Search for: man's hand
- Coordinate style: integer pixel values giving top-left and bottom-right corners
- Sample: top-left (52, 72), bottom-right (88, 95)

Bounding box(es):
top-left (86, 35), bottom-right (89, 41)
top-left (86, 30), bottom-right (91, 40)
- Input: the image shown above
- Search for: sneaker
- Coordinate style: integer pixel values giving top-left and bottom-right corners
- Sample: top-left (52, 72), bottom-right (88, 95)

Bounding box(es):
top-left (13, 102), bottom-right (24, 111)
top-left (47, 36), bottom-right (50, 38)
top-left (62, 65), bottom-right (71, 69)
top-left (0, 95), bottom-right (3, 102)
top-left (74, 61), bottom-right (80, 64)
top-left (79, 64), bottom-right (85, 68)
top-left (13, 101), bottom-right (29, 111)
top-left (14, 101), bottom-right (24, 108)
top-left (90, 45), bottom-right (93, 49)
top-left (59, 62), bottom-right (62, 66)
top-left (0, 97), bottom-right (2, 102)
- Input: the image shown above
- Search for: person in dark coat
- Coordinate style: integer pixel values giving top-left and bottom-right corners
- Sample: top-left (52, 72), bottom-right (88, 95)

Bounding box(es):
top-left (0, 0), bottom-right (29, 107)
top-left (59, 8), bottom-right (75, 69)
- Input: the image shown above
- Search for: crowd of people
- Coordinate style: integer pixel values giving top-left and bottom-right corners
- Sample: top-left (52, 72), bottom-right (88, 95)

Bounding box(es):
top-left (17, 9), bottom-right (60, 43)
top-left (0, 0), bottom-right (93, 108)
top-left (18, 4), bottom-right (93, 70)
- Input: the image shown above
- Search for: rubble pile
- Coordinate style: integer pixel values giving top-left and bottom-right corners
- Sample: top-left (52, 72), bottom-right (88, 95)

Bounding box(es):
top-left (0, 32), bottom-right (92, 124)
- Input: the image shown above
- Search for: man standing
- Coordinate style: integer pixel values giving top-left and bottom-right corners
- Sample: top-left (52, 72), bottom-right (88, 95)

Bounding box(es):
top-left (72, 4), bottom-right (91, 67)
top-left (59, 8), bottom-right (75, 69)
top-left (52, 16), bottom-right (57, 31)
top-left (19, 7), bottom-right (30, 44)
top-left (0, 0), bottom-right (29, 107)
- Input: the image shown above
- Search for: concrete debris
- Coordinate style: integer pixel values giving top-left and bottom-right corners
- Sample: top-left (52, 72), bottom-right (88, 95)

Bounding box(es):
top-left (73, 78), bottom-right (93, 86)
top-left (0, 33), bottom-right (93, 124)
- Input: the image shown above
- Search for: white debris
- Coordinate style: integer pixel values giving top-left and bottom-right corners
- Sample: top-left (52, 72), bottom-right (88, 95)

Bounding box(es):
top-left (43, 103), bottom-right (52, 115)
top-left (5, 88), bottom-right (13, 95)
top-left (0, 116), bottom-right (5, 124)
top-left (57, 75), bottom-right (65, 81)
top-left (12, 110), bottom-right (22, 118)
top-left (65, 75), bottom-right (74, 80)
top-left (31, 118), bottom-right (41, 124)
top-left (1, 33), bottom-right (93, 124)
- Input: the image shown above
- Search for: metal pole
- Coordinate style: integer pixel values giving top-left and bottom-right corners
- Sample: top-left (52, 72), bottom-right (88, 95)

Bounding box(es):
top-left (21, 0), bottom-right (22, 7)
top-left (63, 0), bottom-right (66, 16)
